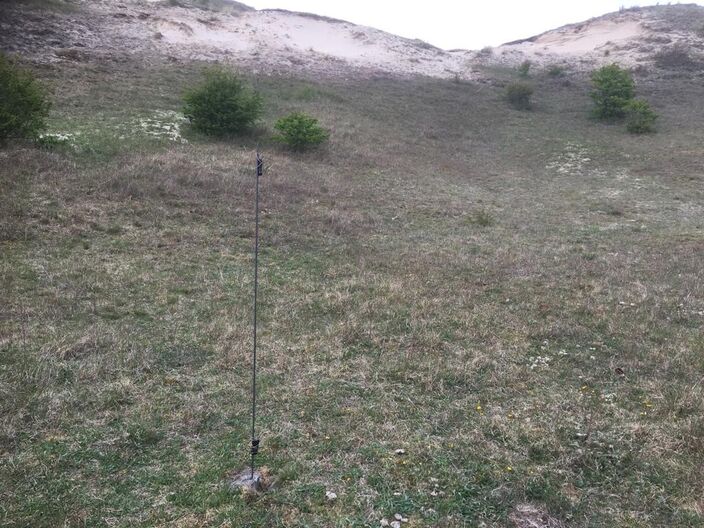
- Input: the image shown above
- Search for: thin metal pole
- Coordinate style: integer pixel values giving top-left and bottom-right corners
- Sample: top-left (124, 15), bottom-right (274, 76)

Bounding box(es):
top-left (250, 151), bottom-right (263, 479)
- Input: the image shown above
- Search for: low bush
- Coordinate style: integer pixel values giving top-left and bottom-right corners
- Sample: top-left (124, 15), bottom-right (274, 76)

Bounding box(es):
top-left (471, 209), bottom-right (494, 227)
top-left (625, 99), bottom-right (657, 134)
top-left (518, 60), bottom-right (532, 78)
top-left (654, 44), bottom-right (699, 71)
top-left (506, 82), bottom-right (533, 110)
top-left (0, 52), bottom-right (51, 142)
top-left (547, 64), bottom-right (566, 77)
top-left (183, 68), bottom-right (262, 136)
top-left (590, 64), bottom-right (635, 119)
top-left (273, 112), bottom-right (328, 151)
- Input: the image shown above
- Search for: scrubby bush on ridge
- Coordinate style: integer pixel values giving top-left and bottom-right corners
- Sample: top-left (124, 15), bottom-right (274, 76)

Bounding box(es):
top-left (0, 52), bottom-right (51, 142)
top-left (625, 99), bottom-right (658, 134)
top-left (183, 67), bottom-right (262, 136)
top-left (273, 112), bottom-right (329, 151)
top-left (654, 44), bottom-right (700, 71)
top-left (590, 63), bottom-right (635, 119)
top-left (518, 60), bottom-right (532, 78)
top-left (506, 82), bottom-right (533, 110)
top-left (547, 64), bottom-right (566, 77)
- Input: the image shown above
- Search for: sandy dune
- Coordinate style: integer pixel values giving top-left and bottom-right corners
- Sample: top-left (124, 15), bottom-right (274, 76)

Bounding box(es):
top-left (1, 0), bottom-right (703, 78)
top-left (524, 19), bottom-right (644, 55)
top-left (495, 7), bottom-right (704, 69)
top-left (148, 7), bottom-right (471, 78)
top-left (496, 11), bottom-right (649, 67)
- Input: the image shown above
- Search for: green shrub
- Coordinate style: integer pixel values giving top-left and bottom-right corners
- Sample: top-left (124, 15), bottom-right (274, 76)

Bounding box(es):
top-left (590, 64), bottom-right (635, 119)
top-left (547, 64), bottom-right (566, 77)
top-left (471, 209), bottom-right (494, 227)
top-left (518, 60), bottom-right (532, 78)
top-left (0, 52), bottom-right (51, 142)
top-left (625, 99), bottom-right (657, 134)
top-left (273, 112), bottom-right (328, 151)
top-left (183, 68), bottom-right (262, 136)
top-left (506, 82), bottom-right (533, 110)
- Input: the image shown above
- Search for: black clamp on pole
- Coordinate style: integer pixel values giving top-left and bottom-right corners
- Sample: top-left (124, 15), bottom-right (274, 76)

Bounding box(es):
top-left (256, 152), bottom-right (263, 177)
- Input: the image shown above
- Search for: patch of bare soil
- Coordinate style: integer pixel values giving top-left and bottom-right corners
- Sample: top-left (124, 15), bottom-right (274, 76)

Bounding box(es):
top-left (509, 504), bottom-right (565, 528)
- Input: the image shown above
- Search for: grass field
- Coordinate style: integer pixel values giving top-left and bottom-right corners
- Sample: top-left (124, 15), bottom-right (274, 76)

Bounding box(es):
top-left (1, 52), bottom-right (704, 527)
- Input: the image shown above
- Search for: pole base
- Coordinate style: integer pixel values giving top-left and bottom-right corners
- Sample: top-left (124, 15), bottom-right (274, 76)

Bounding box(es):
top-left (229, 469), bottom-right (264, 494)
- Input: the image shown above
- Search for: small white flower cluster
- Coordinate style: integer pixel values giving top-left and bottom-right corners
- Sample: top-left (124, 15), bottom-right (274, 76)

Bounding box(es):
top-left (38, 131), bottom-right (78, 145)
top-left (546, 142), bottom-right (591, 176)
top-left (602, 393), bottom-right (617, 403)
top-left (528, 355), bottom-right (552, 370)
top-left (131, 110), bottom-right (188, 143)
top-left (380, 513), bottom-right (409, 527)
top-left (678, 303), bottom-right (704, 317)
top-left (429, 476), bottom-right (444, 497)
top-left (619, 301), bottom-right (636, 307)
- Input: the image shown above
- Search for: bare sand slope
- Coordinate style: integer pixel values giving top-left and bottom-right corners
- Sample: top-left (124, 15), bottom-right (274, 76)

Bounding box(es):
top-left (148, 6), bottom-right (471, 78)
top-left (2, 1), bottom-right (704, 78)
top-left (495, 6), bottom-right (704, 69)
top-left (528, 19), bottom-right (644, 55)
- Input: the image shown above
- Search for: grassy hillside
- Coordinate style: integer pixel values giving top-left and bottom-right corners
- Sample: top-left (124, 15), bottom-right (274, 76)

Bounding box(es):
top-left (1, 51), bottom-right (704, 527)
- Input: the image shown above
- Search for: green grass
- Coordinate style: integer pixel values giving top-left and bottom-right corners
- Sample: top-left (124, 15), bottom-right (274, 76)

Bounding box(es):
top-left (1, 54), bottom-right (703, 528)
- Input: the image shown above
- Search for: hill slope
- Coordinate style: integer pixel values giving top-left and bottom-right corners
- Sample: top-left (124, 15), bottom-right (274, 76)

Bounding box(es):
top-left (497, 4), bottom-right (704, 71)
top-left (0, 0), bottom-right (471, 78)
top-left (1, 1), bottom-right (704, 527)
top-left (3, 1), bottom-right (704, 78)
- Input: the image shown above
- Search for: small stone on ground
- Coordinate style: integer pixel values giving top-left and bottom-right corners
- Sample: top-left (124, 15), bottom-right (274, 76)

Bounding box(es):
top-left (229, 469), bottom-right (264, 493)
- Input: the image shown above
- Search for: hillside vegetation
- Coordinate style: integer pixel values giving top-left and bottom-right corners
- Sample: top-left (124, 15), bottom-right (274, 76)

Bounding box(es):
top-left (1, 2), bottom-right (704, 528)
